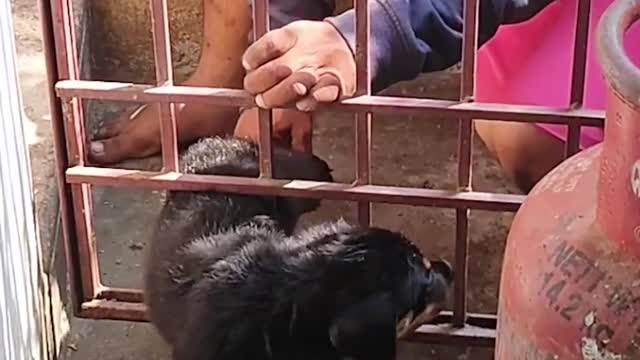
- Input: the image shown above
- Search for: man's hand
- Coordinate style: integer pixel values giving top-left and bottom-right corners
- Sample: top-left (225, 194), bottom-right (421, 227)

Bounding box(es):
top-left (242, 20), bottom-right (356, 112)
top-left (234, 108), bottom-right (313, 153)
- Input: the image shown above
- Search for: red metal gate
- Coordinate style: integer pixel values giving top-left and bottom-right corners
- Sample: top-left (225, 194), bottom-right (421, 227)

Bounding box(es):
top-left (40, 0), bottom-right (603, 348)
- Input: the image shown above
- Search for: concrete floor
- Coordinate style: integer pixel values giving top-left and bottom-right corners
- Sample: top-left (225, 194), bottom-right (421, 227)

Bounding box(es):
top-left (13, 0), bottom-right (521, 359)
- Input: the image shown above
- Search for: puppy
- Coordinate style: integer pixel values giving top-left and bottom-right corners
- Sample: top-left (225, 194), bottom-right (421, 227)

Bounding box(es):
top-left (144, 137), bottom-right (453, 360)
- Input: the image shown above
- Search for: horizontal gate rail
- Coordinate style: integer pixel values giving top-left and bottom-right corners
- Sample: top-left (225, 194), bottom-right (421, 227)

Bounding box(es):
top-left (55, 80), bottom-right (605, 126)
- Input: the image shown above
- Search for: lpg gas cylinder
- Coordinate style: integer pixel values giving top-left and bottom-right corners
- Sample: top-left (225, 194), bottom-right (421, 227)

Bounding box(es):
top-left (494, 0), bottom-right (640, 359)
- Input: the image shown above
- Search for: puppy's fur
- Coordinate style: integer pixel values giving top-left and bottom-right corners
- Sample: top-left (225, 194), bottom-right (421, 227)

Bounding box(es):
top-left (144, 137), bottom-right (453, 360)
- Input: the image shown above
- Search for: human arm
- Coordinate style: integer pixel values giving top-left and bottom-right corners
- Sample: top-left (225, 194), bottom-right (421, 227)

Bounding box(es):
top-left (326, 0), bottom-right (556, 92)
top-left (242, 0), bottom-right (556, 110)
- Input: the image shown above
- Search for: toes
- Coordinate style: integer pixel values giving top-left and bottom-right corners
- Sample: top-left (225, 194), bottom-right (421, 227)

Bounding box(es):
top-left (93, 105), bottom-right (148, 140)
top-left (88, 135), bottom-right (159, 165)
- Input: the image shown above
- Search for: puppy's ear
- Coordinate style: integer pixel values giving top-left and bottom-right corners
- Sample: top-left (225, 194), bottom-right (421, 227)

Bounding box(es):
top-left (329, 292), bottom-right (397, 360)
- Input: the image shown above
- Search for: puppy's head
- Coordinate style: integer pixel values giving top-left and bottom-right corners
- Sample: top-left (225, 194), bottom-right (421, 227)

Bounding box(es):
top-left (326, 227), bottom-right (453, 359)
top-left (395, 257), bottom-right (453, 338)
top-left (180, 137), bottom-right (333, 227)
top-left (351, 228), bottom-right (454, 338)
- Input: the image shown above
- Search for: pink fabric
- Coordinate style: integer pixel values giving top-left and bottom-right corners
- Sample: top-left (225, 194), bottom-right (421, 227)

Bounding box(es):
top-left (476, 0), bottom-right (640, 149)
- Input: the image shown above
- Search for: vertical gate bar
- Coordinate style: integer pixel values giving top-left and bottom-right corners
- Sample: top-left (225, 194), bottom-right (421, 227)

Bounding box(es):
top-left (565, 0), bottom-right (591, 158)
top-left (50, 0), bottom-right (100, 300)
top-left (354, 0), bottom-right (372, 226)
top-left (252, 0), bottom-right (274, 178)
top-left (40, 0), bottom-right (84, 310)
top-left (150, 0), bottom-right (179, 171)
top-left (453, 0), bottom-right (479, 328)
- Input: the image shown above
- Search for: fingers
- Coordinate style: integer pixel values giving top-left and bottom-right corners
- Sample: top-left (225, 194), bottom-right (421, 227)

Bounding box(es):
top-left (244, 63), bottom-right (293, 95)
top-left (242, 27), bottom-right (297, 71)
top-left (255, 68), bottom-right (319, 109)
top-left (295, 72), bottom-right (342, 112)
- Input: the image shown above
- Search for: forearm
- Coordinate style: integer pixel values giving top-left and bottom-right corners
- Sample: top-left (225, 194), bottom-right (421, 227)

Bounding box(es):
top-left (326, 0), bottom-right (555, 92)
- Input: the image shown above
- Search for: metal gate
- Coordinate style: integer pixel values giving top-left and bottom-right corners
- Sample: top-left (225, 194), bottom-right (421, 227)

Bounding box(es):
top-left (41, 0), bottom-right (604, 348)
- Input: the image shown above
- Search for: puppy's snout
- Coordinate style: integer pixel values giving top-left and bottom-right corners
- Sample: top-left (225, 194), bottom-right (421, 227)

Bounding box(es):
top-left (430, 259), bottom-right (453, 285)
top-left (427, 259), bottom-right (453, 305)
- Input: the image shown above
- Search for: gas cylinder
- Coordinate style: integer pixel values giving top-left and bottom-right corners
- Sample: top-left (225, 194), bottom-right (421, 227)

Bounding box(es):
top-left (494, 0), bottom-right (640, 359)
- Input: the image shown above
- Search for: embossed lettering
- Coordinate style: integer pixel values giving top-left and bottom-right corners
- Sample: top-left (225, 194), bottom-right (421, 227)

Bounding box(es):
top-left (546, 279), bottom-right (567, 306)
top-left (559, 293), bottom-right (582, 321)
top-left (550, 241), bottom-right (574, 268)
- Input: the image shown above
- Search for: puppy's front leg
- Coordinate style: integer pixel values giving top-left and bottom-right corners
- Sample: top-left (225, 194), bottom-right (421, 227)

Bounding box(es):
top-left (328, 292), bottom-right (397, 360)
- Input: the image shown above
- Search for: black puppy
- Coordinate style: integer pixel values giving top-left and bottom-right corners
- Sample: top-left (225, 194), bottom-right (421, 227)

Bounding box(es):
top-left (144, 137), bottom-right (453, 360)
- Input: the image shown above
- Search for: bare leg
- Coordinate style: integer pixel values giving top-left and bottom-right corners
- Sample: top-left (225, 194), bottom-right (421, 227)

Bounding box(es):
top-left (90, 0), bottom-right (252, 164)
top-left (474, 119), bottom-right (566, 193)
top-left (90, 0), bottom-right (336, 165)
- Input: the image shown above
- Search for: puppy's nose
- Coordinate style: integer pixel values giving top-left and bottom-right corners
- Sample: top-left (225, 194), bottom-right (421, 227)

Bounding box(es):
top-left (430, 259), bottom-right (453, 285)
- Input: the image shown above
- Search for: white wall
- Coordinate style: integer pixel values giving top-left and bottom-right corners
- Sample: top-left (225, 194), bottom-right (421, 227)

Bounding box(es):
top-left (0, 0), bottom-right (47, 358)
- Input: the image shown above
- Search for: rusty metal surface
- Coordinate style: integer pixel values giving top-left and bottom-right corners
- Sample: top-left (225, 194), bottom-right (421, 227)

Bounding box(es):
top-left (252, 0), bottom-right (274, 178)
top-left (497, 145), bottom-right (640, 358)
top-left (40, 0), bottom-right (84, 311)
top-left (150, 0), bottom-right (179, 171)
top-left (596, 88), bottom-right (640, 258)
top-left (596, 0), bottom-right (640, 259)
top-left (496, 6), bottom-right (640, 357)
top-left (55, 80), bottom-right (606, 125)
top-left (354, 0), bottom-right (372, 226)
top-left (49, 0), bottom-right (101, 302)
top-left (597, 0), bottom-right (640, 102)
top-left (565, 0), bottom-right (592, 158)
top-left (452, 0), bottom-right (479, 329)
top-left (65, 166), bottom-right (525, 211)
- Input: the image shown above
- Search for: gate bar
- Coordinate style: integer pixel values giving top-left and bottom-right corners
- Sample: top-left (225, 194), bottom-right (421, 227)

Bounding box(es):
top-left (55, 80), bottom-right (605, 125)
top-left (50, 0), bottom-right (100, 302)
top-left (566, 0), bottom-right (593, 157)
top-left (252, 0), bottom-right (274, 178)
top-left (150, 0), bottom-right (179, 171)
top-left (453, 0), bottom-right (480, 329)
top-left (354, 0), bottom-right (372, 226)
top-left (40, 0), bottom-right (85, 311)
top-left (65, 166), bottom-right (525, 210)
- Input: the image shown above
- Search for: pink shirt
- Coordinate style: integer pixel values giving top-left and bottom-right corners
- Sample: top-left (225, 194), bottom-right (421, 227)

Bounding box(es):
top-left (476, 0), bottom-right (640, 149)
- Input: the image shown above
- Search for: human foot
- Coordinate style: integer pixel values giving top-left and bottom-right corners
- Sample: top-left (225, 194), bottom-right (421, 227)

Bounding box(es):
top-left (89, 75), bottom-right (240, 165)
top-left (89, 0), bottom-right (252, 165)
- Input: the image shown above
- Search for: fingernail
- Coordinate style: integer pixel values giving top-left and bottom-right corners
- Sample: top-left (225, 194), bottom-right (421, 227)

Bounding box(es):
top-left (255, 94), bottom-right (267, 109)
top-left (90, 141), bottom-right (105, 156)
top-left (242, 58), bottom-right (252, 71)
top-left (296, 99), bottom-right (313, 112)
top-left (293, 83), bottom-right (307, 96)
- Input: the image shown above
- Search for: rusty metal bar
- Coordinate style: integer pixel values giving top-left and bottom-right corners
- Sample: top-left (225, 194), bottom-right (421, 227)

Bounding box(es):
top-left (354, 0), bottom-right (372, 226)
top-left (150, 0), bottom-right (179, 171)
top-left (452, 0), bottom-right (479, 328)
top-left (565, 0), bottom-right (593, 158)
top-left (251, 0), bottom-right (274, 178)
top-left (98, 287), bottom-right (145, 303)
top-left (50, 0), bottom-right (100, 301)
top-left (55, 80), bottom-right (605, 125)
top-left (81, 286), bottom-right (498, 347)
top-left (65, 166), bottom-right (525, 211)
top-left (40, 0), bottom-right (85, 312)
top-left (403, 324), bottom-right (494, 347)
top-left (79, 300), bottom-right (149, 322)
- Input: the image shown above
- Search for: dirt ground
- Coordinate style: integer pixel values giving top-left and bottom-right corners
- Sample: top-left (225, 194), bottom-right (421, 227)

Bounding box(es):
top-left (12, 0), bottom-right (521, 358)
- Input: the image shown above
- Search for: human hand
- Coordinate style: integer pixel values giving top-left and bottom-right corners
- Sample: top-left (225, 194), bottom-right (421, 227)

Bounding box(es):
top-left (234, 108), bottom-right (313, 153)
top-left (242, 20), bottom-right (356, 112)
